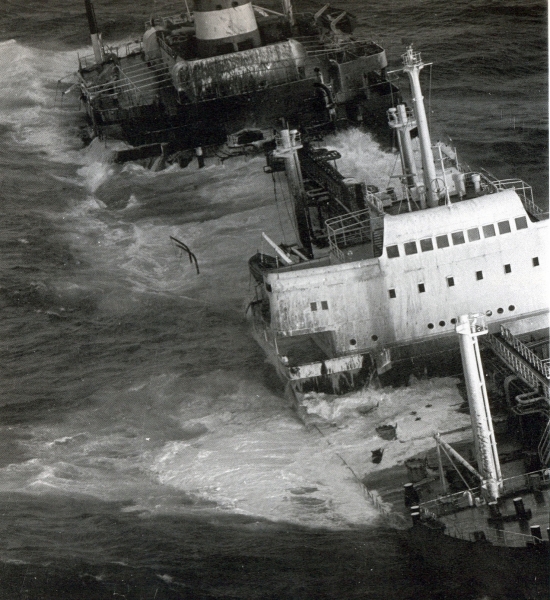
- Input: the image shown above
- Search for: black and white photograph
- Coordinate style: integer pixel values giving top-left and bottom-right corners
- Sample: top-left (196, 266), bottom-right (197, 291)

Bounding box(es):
top-left (0, 1), bottom-right (547, 598)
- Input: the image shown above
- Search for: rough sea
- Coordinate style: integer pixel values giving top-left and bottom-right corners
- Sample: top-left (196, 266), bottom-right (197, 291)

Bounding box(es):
top-left (0, 1), bottom-right (547, 598)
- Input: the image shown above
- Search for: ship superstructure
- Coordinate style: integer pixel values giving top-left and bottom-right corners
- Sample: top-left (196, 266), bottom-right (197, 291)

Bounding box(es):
top-left (247, 46), bottom-right (549, 394)
top-left (72, 1), bottom-right (398, 158)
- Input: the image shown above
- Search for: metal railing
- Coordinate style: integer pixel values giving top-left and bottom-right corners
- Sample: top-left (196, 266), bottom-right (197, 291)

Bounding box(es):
top-left (539, 420), bottom-right (550, 467)
top-left (442, 521), bottom-right (546, 548)
top-left (419, 469), bottom-right (550, 517)
top-left (325, 208), bottom-right (373, 259)
top-left (486, 178), bottom-right (548, 220)
top-left (484, 333), bottom-right (550, 400)
top-left (500, 325), bottom-right (550, 378)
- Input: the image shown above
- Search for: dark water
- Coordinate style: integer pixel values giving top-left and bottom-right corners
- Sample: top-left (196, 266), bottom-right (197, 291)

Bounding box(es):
top-left (0, 1), bottom-right (547, 598)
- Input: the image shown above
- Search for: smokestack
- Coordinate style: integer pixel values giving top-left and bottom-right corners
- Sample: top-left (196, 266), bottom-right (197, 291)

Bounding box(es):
top-left (194, 0), bottom-right (261, 58)
top-left (84, 0), bottom-right (104, 63)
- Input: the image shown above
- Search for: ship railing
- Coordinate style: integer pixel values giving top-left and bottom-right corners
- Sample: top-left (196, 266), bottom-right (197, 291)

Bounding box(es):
top-left (487, 178), bottom-right (548, 220)
top-left (81, 61), bottom-right (172, 106)
top-left (484, 332), bottom-right (550, 398)
top-left (78, 40), bottom-right (143, 71)
top-left (500, 325), bottom-right (550, 378)
top-left (443, 523), bottom-right (546, 548)
top-left (325, 208), bottom-right (373, 259)
top-left (294, 36), bottom-right (384, 58)
top-left (419, 469), bottom-right (550, 516)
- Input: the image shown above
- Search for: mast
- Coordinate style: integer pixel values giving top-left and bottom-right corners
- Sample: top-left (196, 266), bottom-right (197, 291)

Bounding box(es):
top-left (282, 0), bottom-right (295, 26)
top-left (401, 46), bottom-right (438, 208)
top-left (84, 0), bottom-right (104, 64)
top-left (273, 129), bottom-right (313, 257)
top-left (387, 104), bottom-right (423, 208)
top-left (456, 314), bottom-right (502, 501)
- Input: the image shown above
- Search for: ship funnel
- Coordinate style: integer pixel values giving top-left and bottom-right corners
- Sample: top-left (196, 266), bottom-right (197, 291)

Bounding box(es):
top-left (194, 0), bottom-right (262, 58)
top-left (84, 0), bottom-right (104, 64)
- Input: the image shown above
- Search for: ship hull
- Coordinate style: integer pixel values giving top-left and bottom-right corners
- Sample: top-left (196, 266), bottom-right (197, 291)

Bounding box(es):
top-left (407, 522), bottom-right (549, 599)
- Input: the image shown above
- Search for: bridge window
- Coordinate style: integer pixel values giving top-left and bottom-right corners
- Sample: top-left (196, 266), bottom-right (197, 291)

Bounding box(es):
top-left (418, 283), bottom-right (425, 293)
top-left (446, 276), bottom-right (455, 287)
top-left (388, 288), bottom-right (396, 299)
top-left (483, 224), bottom-right (496, 238)
top-left (498, 220), bottom-right (511, 234)
top-left (321, 301), bottom-right (329, 310)
top-left (476, 270), bottom-right (483, 281)
top-left (436, 234), bottom-right (449, 249)
top-left (451, 231), bottom-right (465, 245)
top-left (515, 216), bottom-right (528, 230)
top-left (386, 245), bottom-right (399, 258)
top-left (310, 302), bottom-right (317, 311)
top-left (533, 257), bottom-right (540, 267)
top-left (504, 264), bottom-right (511, 274)
top-left (467, 227), bottom-right (480, 242)
top-left (404, 241), bottom-right (418, 255)
top-left (420, 238), bottom-right (434, 252)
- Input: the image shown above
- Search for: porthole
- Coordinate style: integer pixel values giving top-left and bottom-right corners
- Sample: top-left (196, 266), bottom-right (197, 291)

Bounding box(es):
top-left (439, 321), bottom-right (446, 327)
top-left (486, 310), bottom-right (493, 317)
top-left (509, 305), bottom-right (515, 311)
top-left (428, 323), bottom-right (434, 330)
top-left (497, 308), bottom-right (504, 314)
top-left (371, 335), bottom-right (378, 341)
top-left (450, 318), bottom-right (457, 325)
top-left (350, 338), bottom-right (357, 346)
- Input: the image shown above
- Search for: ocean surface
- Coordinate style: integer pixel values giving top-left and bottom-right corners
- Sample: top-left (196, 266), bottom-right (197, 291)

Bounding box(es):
top-left (0, 0), bottom-right (547, 598)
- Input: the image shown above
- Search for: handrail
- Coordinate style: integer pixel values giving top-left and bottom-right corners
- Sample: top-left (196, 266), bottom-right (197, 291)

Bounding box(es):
top-left (419, 469), bottom-right (550, 515)
top-left (500, 325), bottom-right (550, 378)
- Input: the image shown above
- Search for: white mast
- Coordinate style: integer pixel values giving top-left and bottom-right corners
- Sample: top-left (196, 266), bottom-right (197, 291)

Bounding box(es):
top-left (456, 314), bottom-right (502, 501)
top-left (401, 46), bottom-right (439, 208)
